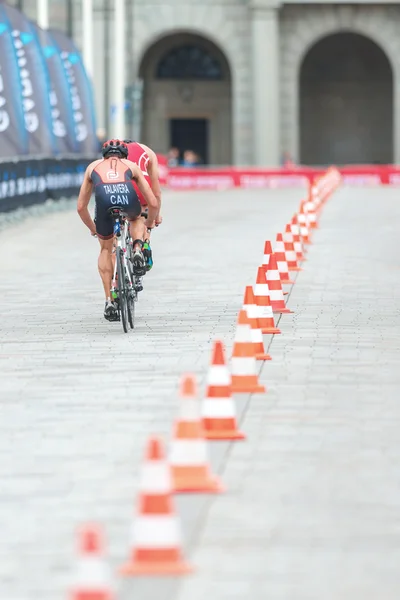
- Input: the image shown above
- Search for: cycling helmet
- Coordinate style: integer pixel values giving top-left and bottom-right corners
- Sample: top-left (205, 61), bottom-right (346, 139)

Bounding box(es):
top-left (101, 138), bottom-right (128, 158)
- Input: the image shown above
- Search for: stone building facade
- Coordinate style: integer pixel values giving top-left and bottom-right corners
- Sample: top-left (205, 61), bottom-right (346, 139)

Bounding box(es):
top-left (10, 0), bottom-right (400, 166)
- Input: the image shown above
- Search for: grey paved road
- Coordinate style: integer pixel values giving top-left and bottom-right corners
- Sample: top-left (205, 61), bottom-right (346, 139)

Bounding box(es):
top-left (1, 186), bottom-right (400, 600)
top-left (0, 188), bottom-right (299, 599)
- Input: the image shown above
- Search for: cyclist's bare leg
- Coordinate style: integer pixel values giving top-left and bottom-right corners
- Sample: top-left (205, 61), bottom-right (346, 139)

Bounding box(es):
top-left (129, 217), bottom-right (146, 249)
top-left (111, 238), bottom-right (116, 269)
top-left (144, 219), bottom-right (152, 241)
top-left (98, 237), bottom-right (114, 299)
top-left (138, 206), bottom-right (152, 243)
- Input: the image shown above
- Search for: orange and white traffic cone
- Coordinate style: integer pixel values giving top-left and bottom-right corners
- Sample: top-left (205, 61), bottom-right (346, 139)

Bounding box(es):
top-left (291, 215), bottom-right (307, 253)
top-left (170, 374), bottom-right (223, 493)
top-left (261, 240), bottom-right (273, 270)
top-left (298, 212), bottom-right (311, 244)
top-left (307, 181), bottom-right (320, 207)
top-left (252, 319), bottom-right (272, 361)
top-left (306, 182), bottom-right (320, 224)
top-left (119, 436), bottom-right (193, 576)
top-left (297, 200), bottom-right (311, 244)
top-left (242, 285), bottom-right (271, 360)
top-left (266, 255), bottom-right (293, 314)
top-left (274, 236), bottom-right (294, 284)
top-left (288, 219), bottom-right (306, 261)
top-left (69, 525), bottom-right (114, 600)
top-left (311, 184), bottom-right (322, 212)
top-left (284, 223), bottom-right (304, 259)
top-left (304, 198), bottom-right (318, 229)
top-left (231, 310), bottom-right (266, 394)
top-left (202, 340), bottom-right (246, 440)
top-left (298, 204), bottom-right (312, 244)
top-left (253, 267), bottom-right (281, 334)
top-left (283, 225), bottom-right (304, 268)
top-left (243, 284), bottom-right (258, 328)
top-left (281, 233), bottom-right (302, 272)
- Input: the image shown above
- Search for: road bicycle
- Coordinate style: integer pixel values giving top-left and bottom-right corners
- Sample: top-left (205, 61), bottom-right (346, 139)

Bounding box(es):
top-left (107, 206), bottom-right (146, 333)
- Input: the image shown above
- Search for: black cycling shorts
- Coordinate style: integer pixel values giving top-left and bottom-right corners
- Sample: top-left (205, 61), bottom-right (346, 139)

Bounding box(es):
top-left (94, 188), bottom-right (142, 240)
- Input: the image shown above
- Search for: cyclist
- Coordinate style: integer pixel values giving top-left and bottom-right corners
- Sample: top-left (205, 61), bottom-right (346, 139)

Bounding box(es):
top-left (77, 139), bottom-right (158, 321)
top-left (124, 139), bottom-right (162, 269)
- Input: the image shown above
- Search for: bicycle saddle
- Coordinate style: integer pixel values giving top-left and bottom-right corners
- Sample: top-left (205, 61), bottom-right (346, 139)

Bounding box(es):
top-left (107, 206), bottom-right (127, 218)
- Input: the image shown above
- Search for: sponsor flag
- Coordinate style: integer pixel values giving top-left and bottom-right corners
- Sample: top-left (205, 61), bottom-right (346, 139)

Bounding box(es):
top-left (1, 2), bottom-right (57, 155)
top-left (36, 25), bottom-right (78, 153)
top-left (0, 5), bottom-right (27, 157)
top-left (50, 28), bottom-right (98, 154)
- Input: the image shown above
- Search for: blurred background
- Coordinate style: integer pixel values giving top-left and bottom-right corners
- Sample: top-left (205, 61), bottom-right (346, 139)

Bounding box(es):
top-left (1, 0), bottom-right (399, 172)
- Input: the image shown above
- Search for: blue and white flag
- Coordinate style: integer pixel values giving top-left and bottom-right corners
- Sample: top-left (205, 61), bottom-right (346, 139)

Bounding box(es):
top-left (1, 3), bottom-right (57, 155)
top-left (37, 26), bottom-right (78, 153)
top-left (0, 6), bottom-right (27, 157)
top-left (50, 28), bottom-right (98, 154)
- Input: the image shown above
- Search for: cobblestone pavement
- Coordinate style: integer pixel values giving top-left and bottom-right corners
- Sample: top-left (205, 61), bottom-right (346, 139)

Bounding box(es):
top-left (1, 186), bottom-right (399, 600)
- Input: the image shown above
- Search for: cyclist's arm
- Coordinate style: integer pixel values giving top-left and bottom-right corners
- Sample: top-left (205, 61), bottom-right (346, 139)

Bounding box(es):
top-left (142, 144), bottom-right (162, 220)
top-left (77, 165), bottom-right (96, 235)
top-left (129, 163), bottom-right (158, 226)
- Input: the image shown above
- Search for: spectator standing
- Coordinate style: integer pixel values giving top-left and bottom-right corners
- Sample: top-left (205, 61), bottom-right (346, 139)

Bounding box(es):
top-left (167, 147), bottom-right (180, 167)
top-left (282, 151), bottom-right (295, 168)
top-left (181, 150), bottom-right (198, 167)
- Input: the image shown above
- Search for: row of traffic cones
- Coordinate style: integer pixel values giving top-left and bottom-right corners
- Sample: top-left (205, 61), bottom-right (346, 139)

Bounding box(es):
top-left (69, 168), bottom-right (342, 598)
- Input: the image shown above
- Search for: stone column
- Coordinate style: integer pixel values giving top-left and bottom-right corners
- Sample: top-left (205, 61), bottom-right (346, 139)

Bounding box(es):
top-left (394, 70), bottom-right (400, 164)
top-left (82, 0), bottom-right (94, 79)
top-left (36, 0), bottom-right (49, 29)
top-left (250, 0), bottom-right (280, 166)
top-left (113, 0), bottom-right (126, 139)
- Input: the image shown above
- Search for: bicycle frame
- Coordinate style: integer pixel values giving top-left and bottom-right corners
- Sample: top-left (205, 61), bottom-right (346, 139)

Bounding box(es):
top-left (110, 214), bottom-right (134, 299)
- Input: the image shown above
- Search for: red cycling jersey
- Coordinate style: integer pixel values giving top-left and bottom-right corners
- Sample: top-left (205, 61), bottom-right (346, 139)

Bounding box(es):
top-left (126, 141), bottom-right (152, 206)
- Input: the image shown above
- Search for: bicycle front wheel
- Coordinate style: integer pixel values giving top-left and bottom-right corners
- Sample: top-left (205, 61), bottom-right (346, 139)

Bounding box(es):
top-left (117, 248), bottom-right (128, 333)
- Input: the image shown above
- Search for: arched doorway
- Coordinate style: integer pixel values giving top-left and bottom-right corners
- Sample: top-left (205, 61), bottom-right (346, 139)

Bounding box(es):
top-left (139, 33), bottom-right (232, 165)
top-left (300, 32), bottom-right (393, 165)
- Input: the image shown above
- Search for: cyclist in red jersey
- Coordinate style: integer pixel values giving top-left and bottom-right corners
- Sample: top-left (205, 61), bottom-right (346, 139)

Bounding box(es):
top-left (124, 140), bottom-right (162, 269)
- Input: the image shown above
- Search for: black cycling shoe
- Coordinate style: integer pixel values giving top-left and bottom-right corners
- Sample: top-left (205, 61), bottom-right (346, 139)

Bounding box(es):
top-left (104, 301), bottom-right (119, 322)
top-left (134, 277), bottom-right (143, 293)
top-left (132, 248), bottom-right (147, 276)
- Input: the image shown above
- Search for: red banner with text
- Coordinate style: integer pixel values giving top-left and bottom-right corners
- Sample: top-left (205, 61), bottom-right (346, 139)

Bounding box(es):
top-left (160, 164), bottom-right (400, 190)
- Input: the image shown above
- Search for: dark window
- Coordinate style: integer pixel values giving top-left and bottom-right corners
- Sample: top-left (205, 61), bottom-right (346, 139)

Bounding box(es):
top-left (170, 119), bottom-right (209, 164)
top-left (156, 45), bottom-right (223, 80)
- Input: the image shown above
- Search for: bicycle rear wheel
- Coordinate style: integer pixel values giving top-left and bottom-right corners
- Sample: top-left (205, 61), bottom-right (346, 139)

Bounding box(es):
top-left (126, 260), bottom-right (136, 329)
top-left (117, 248), bottom-right (128, 333)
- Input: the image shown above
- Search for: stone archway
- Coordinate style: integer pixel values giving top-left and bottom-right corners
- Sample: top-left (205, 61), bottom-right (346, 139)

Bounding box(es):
top-left (300, 32), bottom-right (393, 165)
top-left (139, 33), bottom-right (232, 165)
top-left (280, 5), bottom-right (400, 164)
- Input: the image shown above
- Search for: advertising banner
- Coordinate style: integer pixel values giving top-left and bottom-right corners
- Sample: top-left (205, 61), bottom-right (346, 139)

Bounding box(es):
top-left (2, 3), bottom-right (56, 155)
top-left (0, 5), bottom-right (27, 157)
top-left (0, 156), bottom-right (90, 212)
top-left (37, 25), bottom-right (77, 154)
top-left (50, 28), bottom-right (98, 154)
top-left (165, 165), bottom-right (400, 189)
